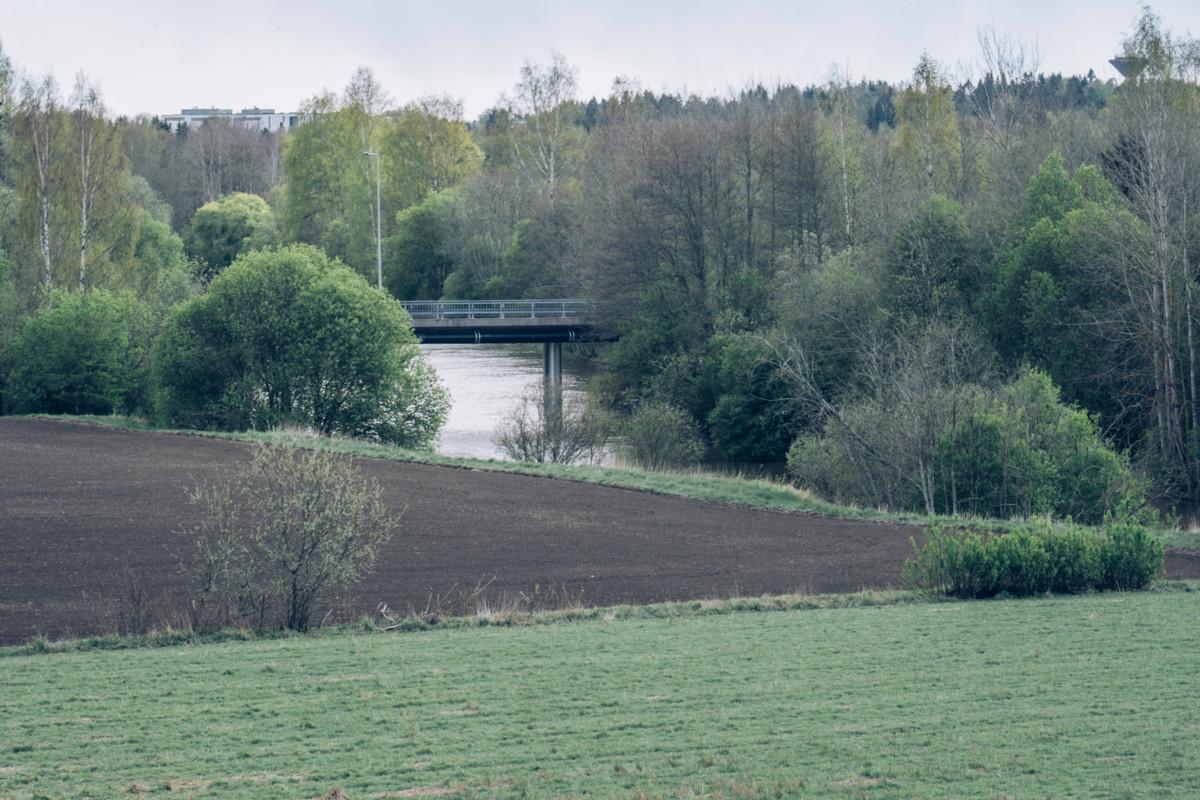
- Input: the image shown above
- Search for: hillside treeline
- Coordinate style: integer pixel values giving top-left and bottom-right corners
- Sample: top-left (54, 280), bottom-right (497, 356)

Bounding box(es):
top-left (1, 9), bottom-right (1198, 520)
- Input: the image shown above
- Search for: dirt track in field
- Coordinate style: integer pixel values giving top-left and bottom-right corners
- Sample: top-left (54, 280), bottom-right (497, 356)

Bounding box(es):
top-left (1, 418), bottom-right (1197, 645)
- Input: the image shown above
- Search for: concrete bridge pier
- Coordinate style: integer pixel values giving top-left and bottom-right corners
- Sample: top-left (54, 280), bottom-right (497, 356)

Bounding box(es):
top-left (543, 341), bottom-right (562, 386)
top-left (544, 343), bottom-right (561, 422)
top-left (543, 342), bottom-right (563, 418)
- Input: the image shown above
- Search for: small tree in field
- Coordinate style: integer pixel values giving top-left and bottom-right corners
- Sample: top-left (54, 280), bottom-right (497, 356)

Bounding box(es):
top-left (183, 443), bottom-right (397, 632)
top-left (494, 385), bottom-right (609, 465)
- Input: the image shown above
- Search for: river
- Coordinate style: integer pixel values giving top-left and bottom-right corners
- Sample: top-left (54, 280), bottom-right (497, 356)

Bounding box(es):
top-left (421, 343), bottom-right (589, 460)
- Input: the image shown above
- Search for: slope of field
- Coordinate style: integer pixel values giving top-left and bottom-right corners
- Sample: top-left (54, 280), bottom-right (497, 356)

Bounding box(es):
top-left (2, 591), bottom-right (1198, 798)
top-left (1, 418), bottom-right (924, 644)
top-left (3, 417), bottom-right (1199, 646)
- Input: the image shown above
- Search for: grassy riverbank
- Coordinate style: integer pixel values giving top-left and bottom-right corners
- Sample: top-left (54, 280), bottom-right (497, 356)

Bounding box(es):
top-left (3, 590), bottom-right (1197, 799)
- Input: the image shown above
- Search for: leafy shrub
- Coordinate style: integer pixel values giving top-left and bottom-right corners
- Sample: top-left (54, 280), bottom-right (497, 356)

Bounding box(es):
top-left (185, 192), bottom-right (270, 279)
top-left (623, 402), bottom-right (705, 471)
top-left (152, 244), bottom-right (448, 447)
top-left (904, 522), bottom-right (1162, 598)
top-left (181, 443), bottom-right (396, 632)
top-left (901, 528), bottom-right (1000, 598)
top-left (494, 386), bottom-right (609, 465)
top-left (4, 289), bottom-right (148, 415)
top-left (1102, 523), bottom-right (1164, 590)
top-left (789, 367), bottom-right (1146, 523)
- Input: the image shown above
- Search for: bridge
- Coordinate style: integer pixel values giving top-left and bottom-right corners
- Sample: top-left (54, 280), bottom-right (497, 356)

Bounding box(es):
top-left (399, 299), bottom-right (615, 384)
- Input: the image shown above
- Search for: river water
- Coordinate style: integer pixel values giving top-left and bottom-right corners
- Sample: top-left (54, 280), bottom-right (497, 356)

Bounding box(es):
top-left (421, 344), bottom-right (588, 460)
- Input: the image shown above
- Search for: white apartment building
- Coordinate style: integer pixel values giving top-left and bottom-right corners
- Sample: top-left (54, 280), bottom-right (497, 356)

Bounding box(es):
top-left (161, 107), bottom-right (300, 133)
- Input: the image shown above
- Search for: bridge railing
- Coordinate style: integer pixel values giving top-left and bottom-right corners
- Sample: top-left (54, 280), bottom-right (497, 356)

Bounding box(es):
top-left (400, 299), bottom-right (598, 320)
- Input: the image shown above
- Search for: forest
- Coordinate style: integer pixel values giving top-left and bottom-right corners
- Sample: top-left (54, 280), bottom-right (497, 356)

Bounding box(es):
top-left (1, 8), bottom-right (1199, 523)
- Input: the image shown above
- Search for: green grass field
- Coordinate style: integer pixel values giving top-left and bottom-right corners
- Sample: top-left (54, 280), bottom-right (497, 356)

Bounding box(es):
top-left (3, 590), bottom-right (1197, 799)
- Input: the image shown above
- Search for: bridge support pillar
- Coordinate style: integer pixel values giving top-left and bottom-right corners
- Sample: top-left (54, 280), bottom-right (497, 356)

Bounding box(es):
top-left (543, 341), bottom-right (562, 386)
top-left (543, 342), bottom-right (563, 420)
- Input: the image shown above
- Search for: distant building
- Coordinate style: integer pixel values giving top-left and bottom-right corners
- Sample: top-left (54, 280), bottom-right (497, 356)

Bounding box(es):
top-left (162, 107), bottom-right (301, 133)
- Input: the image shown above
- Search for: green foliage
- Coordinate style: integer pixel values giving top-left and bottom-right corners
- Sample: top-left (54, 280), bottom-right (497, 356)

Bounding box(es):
top-left (601, 280), bottom-right (709, 411)
top-left (184, 192), bottom-right (269, 279)
top-left (904, 521), bottom-right (1162, 598)
top-left (1103, 522), bottom-right (1166, 590)
top-left (623, 402), bottom-right (705, 470)
top-left (886, 195), bottom-right (978, 319)
top-left (383, 189), bottom-right (455, 299)
top-left (789, 367), bottom-right (1145, 523)
top-left (151, 244), bottom-right (448, 447)
top-left (701, 334), bottom-right (792, 463)
top-left (935, 368), bottom-right (1146, 524)
top-left (1019, 152), bottom-right (1082, 226)
top-left (4, 289), bottom-right (148, 415)
top-left (893, 54), bottom-right (962, 195)
top-left (183, 443), bottom-right (396, 632)
top-left (381, 103), bottom-right (484, 210)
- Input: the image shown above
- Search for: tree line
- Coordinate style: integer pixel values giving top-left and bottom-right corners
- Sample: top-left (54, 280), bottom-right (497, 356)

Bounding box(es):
top-left (1, 8), bottom-right (1198, 521)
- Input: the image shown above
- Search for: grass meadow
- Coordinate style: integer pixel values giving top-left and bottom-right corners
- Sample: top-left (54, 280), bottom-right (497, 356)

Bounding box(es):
top-left (3, 590), bottom-right (1198, 799)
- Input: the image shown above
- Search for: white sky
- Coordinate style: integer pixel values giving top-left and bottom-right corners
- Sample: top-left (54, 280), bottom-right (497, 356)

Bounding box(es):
top-left (1, 1), bottom-right (1196, 119)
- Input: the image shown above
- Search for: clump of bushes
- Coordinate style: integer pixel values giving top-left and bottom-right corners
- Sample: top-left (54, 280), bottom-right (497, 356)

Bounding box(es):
top-left (4, 289), bottom-right (149, 415)
top-left (903, 521), bottom-right (1163, 598)
top-left (622, 402), bottom-right (705, 471)
top-left (787, 364), bottom-right (1146, 525)
top-left (152, 244), bottom-right (448, 447)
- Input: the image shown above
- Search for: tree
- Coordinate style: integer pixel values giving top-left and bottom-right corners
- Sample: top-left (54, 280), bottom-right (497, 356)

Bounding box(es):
top-left (4, 289), bottom-right (148, 415)
top-left (503, 53), bottom-right (581, 206)
top-left (381, 97), bottom-right (483, 211)
top-left (894, 54), bottom-right (963, 198)
top-left (1099, 8), bottom-right (1200, 508)
top-left (494, 385), bottom-right (608, 465)
top-left (182, 443), bottom-right (396, 632)
top-left (69, 74), bottom-right (127, 288)
top-left (383, 189), bottom-right (455, 300)
top-left (13, 75), bottom-right (65, 289)
top-left (184, 192), bottom-right (269, 278)
top-left (885, 195), bottom-right (977, 320)
top-left (152, 244), bottom-right (448, 447)
top-left (782, 321), bottom-right (994, 514)
top-left (703, 334), bottom-right (793, 463)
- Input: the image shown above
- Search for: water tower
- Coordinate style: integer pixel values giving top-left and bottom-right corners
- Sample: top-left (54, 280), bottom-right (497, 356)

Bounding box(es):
top-left (1109, 56), bottom-right (1147, 80)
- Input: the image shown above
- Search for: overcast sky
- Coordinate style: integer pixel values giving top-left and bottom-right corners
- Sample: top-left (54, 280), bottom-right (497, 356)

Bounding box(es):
top-left (1, 1), bottom-right (1195, 119)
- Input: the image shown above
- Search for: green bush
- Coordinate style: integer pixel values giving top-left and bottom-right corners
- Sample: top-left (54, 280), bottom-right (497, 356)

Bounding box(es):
top-left (152, 244), bottom-right (448, 447)
top-left (901, 528), bottom-right (1000, 598)
top-left (185, 193), bottom-right (270, 280)
top-left (623, 402), bottom-right (705, 471)
top-left (4, 289), bottom-right (149, 415)
top-left (1102, 523), bottom-right (1164, 591)
top-left (904, 522), bottom-right (1162, 598)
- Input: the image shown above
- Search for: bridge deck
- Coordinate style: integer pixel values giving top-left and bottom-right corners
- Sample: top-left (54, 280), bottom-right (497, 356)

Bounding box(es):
top-left (400, 300), bottom-right (614, 344)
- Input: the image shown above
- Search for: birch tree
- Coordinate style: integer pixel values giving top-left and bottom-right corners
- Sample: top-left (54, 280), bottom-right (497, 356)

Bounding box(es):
top-left (69, 74), bottom-right (124, 287)
top-left (1104, 9), bottom-right (1200, 507)
top-left (503, 53), bottom-right (579, 207)
top-left (15, 76), bottom-right (64, 289)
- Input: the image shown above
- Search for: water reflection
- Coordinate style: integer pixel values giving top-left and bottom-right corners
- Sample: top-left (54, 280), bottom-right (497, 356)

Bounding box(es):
top-left (421, 344), bottom-right (586, 460)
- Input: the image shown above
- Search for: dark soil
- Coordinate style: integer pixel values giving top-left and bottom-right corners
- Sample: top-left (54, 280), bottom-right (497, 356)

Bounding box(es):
top-left (1, 418), bottom-right (1196, 645)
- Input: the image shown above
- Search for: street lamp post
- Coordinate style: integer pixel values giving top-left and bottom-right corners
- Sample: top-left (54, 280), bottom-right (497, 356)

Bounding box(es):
top-left (363, 150), bottom-right (382, 290)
